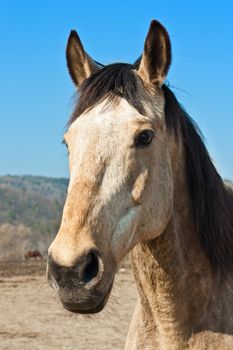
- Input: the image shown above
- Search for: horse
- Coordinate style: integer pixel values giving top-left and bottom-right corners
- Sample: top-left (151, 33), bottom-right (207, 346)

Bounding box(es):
top-left (47, 20), bottom-right (233, 349)
top-left (25, 250), bottom-right (43, 260)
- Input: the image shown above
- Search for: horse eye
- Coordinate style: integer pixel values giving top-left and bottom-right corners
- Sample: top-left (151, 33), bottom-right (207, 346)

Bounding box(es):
top-left (135, 130), bottom-right (155, 147)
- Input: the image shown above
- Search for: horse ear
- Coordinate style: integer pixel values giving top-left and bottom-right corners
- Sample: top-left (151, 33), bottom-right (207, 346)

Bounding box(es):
top-left (138, 20), bottom-right (171, 86)
top-left (66, 30), bottom-right (100, 88)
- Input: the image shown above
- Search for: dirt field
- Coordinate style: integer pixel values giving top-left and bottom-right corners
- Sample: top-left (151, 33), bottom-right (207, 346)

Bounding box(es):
top-left (0, 261), bottom-right (138, 350)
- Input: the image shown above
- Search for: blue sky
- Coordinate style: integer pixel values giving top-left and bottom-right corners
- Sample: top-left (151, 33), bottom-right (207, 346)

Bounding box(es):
top-left (0, 0), bottom-right (232, 179)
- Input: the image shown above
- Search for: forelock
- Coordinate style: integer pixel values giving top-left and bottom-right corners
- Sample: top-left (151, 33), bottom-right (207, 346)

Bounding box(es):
top-left (69, 63), bottom-right (154, 125)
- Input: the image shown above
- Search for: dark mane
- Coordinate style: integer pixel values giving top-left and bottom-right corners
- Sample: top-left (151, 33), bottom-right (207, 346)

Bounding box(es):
top-left (69, 62), bottom-right (233, 272)
top-left (163, 85), bottom-right (233, 272)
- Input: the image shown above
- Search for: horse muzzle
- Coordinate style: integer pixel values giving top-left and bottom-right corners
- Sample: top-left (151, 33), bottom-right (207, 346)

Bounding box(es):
top-left (60, 281), bottom-right (113, 314)
top-left (46, 250), bottom-right (115, 314)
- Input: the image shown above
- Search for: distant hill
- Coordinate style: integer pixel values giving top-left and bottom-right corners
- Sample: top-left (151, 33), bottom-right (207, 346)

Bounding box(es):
top-left (0, 175), bottom-right (232, 261)
top-left (0, 175), bottom-right (68, 261)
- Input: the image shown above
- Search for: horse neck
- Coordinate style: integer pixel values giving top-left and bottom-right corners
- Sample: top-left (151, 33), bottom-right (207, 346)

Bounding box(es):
top-left (130, 152), bottom-right (215, 346)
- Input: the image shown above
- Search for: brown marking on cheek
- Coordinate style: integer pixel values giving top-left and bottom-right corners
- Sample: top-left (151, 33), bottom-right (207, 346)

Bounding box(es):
top-left (132, 170), bottom-right (148, 204)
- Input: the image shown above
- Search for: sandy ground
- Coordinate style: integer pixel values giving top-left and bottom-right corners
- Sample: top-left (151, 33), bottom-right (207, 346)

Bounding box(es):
top-left (0, 261), bottom-right (138, 350)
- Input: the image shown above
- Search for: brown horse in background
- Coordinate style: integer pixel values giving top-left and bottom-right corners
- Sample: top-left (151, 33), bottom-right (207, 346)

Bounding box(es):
top-left (25, 250), bottom-right (43, 260)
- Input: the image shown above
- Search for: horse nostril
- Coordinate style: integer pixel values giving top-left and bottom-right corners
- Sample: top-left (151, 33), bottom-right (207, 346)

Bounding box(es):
top-left (47, 250), bottom-right (102, 288)
top-left (79, 251), bottom-right (99, 284)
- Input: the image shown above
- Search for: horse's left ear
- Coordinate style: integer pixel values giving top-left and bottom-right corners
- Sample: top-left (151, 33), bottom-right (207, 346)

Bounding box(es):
top-left (138, 20), bottom-right (171, 86)
top-left (66, 30), bottom-right (100, 88)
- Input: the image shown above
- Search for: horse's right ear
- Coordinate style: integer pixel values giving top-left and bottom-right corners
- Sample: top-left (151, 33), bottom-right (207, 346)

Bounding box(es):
top-left (66, 30), bottom-right (100, 88)
top-left (137, 20), bottom-right (171, 86)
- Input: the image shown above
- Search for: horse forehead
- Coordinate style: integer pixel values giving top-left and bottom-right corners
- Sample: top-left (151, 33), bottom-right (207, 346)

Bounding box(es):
top-left (69, 98), bottom-right (151, 136)
top-left (93, 98), bottom-right (142, 126)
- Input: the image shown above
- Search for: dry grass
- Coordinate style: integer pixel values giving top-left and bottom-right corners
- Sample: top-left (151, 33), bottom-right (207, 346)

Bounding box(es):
top-left (0, 261), bottom-right (138, 350)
